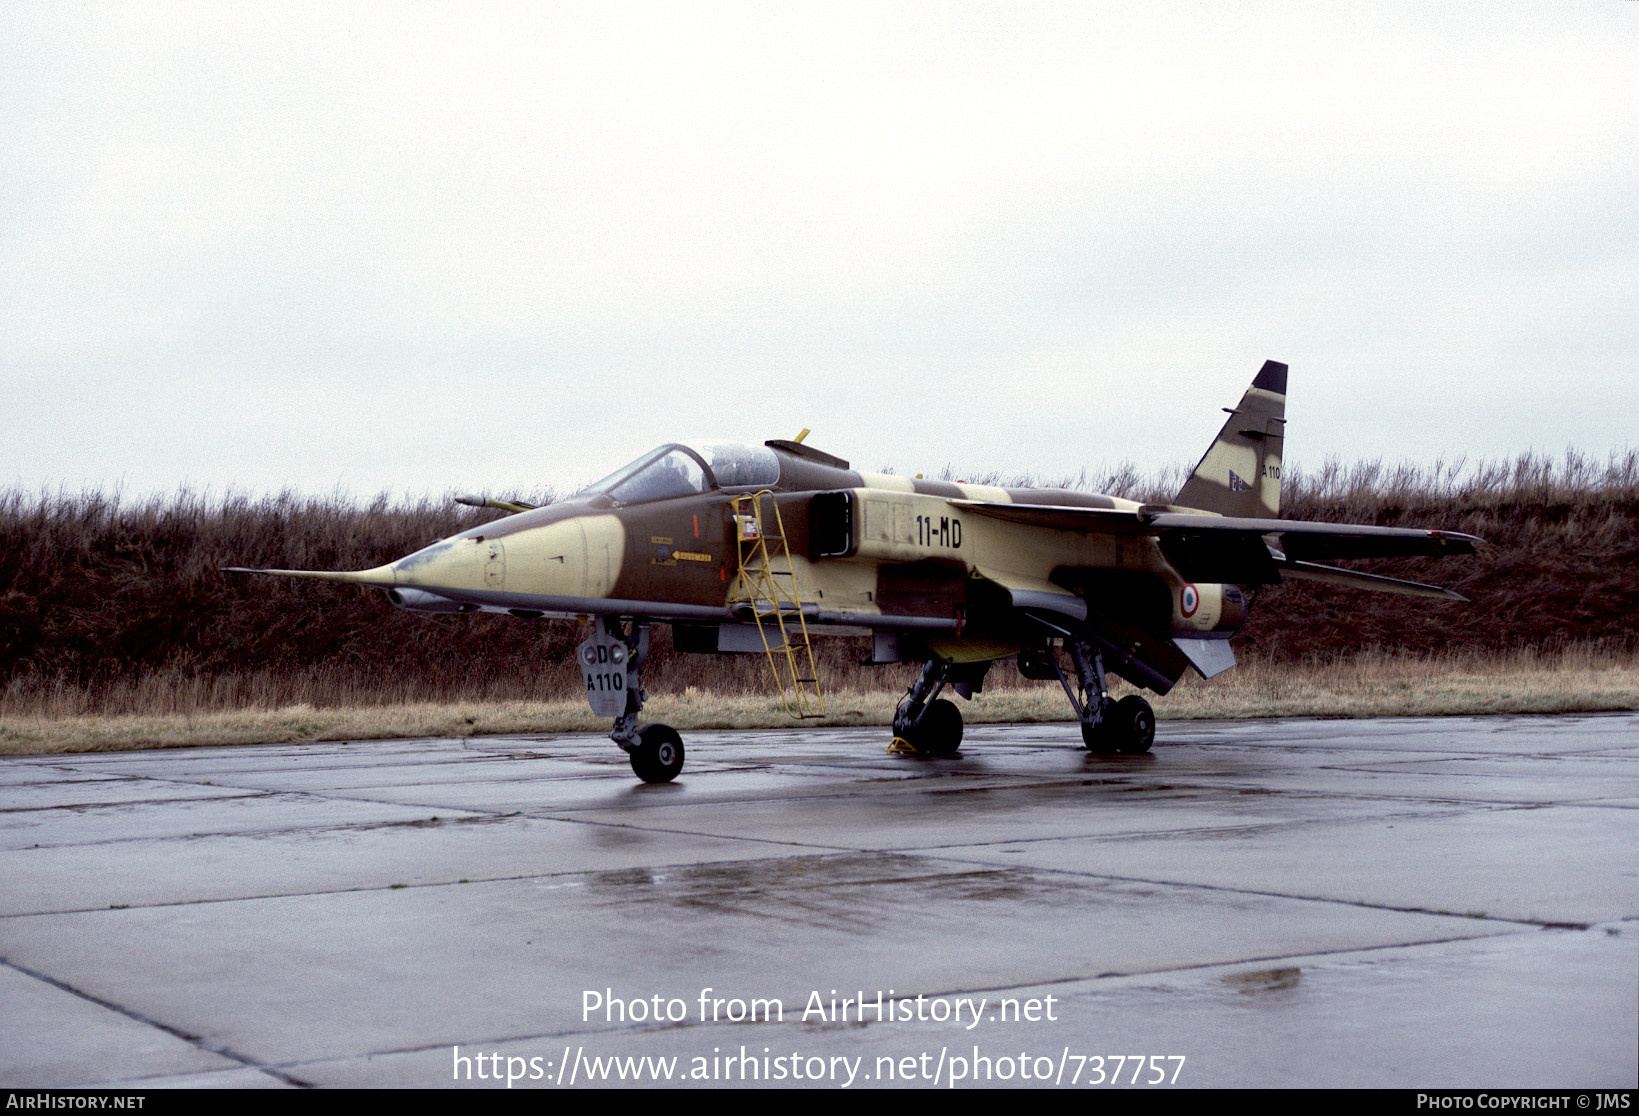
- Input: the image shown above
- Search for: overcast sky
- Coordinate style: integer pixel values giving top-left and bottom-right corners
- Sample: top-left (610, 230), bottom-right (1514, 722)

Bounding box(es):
top-left (3, 2), bottom-right (1635, 502)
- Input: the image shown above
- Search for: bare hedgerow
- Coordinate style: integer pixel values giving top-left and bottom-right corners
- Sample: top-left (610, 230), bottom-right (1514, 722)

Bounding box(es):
top-left (1, 450), bottom-right (1635, 717)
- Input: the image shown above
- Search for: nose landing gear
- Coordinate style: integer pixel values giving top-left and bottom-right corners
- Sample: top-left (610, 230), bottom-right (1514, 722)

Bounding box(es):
top-left (890, 660), bottom-right (974, 756)
top-left (579, 617), bottom-right (685, 783)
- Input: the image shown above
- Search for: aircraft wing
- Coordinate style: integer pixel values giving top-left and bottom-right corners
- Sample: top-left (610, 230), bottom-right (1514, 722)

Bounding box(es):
top-left (951, 500), bottom-right (1478, 556)
top-left (1273, 559), bottom-right (1469, 600)
top-left (1145, 512), bottom-right (1481, 560)
top-left (949, 500), bottom-right (1480, 591)
top-left (941, 503), bottom-right (1157, 535)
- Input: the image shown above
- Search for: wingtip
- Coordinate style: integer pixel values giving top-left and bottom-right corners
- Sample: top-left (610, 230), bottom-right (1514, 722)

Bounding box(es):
top-left (1432, 530), bottom-right (1485, 555)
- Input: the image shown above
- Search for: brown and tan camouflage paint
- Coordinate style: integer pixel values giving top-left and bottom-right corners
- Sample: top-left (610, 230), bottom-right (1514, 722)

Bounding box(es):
top-left (1174, 359), bottom-right (1286, 519)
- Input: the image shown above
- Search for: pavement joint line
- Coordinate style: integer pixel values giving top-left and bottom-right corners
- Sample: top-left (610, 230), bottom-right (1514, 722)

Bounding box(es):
top-left (908, 849), bottom-right (1595, 930)
top-left (11, 813), bottom-right (1537, 938)
top-left (476, 778), bottom-right (1079, 815)
top-left (533, 798), bottom-right (1487, 851)
top-left (4, 776), bottom-right (1617, 853)
top-left (187, 785), bottom-right (524, 815)
top-left (0, 771), bottom-right (186, 787)
top-left (4, 826), bottom-right (469, 852)
top-left (0, 792), bottom-right (268, 815)
top-left (62, 1066), bottom-right (294, 1089)
top-left (0, 852), bottom-right (1042, 920)
top-left (506, 779), bottom-right (1248, 816)
top-left (0, 954), bottom-right (316, 1089)
top-left (1094, 779), bottom-right (1633, 808)
top-left (539, 812), bottom-right (872, 850)
top-left (0, 807), bottom-right (512, 851)
top-left (999, 927), bottom-right (1589, 987)
top-left (426, 780), bottom-right (1059, 811)
top-left (150, 766), bottom-right (733, 791)
top-left (472, 770), bottom-right (1639, 817)
top-left (0, 844), bottom-right (869, 918)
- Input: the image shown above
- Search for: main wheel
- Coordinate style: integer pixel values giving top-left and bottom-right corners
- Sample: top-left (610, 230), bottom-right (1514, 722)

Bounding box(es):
top-left (915, 698), bottom-right (964, 756)
top-left (1111, 695), bottom-right (1155, 754)
top-left (629, 723), bottom-right (685, 783)
top-left (1081, 715), bottom-right (1118, 753)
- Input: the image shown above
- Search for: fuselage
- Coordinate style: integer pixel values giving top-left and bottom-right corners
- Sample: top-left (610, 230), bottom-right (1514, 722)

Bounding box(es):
top-left (368, 441), bottom-right (1244, 683)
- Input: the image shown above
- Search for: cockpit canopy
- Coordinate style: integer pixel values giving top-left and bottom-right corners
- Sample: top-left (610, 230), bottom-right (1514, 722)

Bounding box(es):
top-left (575, 443), bottom-right (782, 504)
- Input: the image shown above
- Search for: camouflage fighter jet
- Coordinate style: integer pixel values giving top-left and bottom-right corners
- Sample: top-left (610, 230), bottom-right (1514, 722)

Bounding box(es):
top-left (228, 361), bottom-right (1479, 783)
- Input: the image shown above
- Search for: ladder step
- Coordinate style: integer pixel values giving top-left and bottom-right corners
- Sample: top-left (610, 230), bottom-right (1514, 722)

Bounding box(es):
top-left (736, 492), bottom-right (824, 721)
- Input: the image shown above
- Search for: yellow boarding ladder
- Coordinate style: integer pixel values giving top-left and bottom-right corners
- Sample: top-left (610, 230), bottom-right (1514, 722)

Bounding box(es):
top-left (729, 491), bottom-right (825, 719)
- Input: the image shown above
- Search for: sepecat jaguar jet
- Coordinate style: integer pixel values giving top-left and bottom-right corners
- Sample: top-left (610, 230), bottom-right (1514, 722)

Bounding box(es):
top-left (229, 361), bottom-right (1479, 783)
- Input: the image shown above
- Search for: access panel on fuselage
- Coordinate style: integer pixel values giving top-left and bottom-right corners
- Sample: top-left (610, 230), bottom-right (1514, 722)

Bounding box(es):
top-left (608, 494), bottom-right (736, 606)
top-left (875, 560), bottom-right (968, 620)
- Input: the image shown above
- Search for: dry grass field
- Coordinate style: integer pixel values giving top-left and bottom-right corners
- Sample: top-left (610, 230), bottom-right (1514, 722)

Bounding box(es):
top-left (2, 451), bottom-right (1635, 754)
top-left (4, 647), bottom-right (1635, 757)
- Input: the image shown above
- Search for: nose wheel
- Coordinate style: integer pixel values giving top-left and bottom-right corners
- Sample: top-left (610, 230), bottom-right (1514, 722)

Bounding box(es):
top-left (893, 696), bottom-right (964, 756)
top-left (890, 662), bottom-right (969, 756)
top-left (629, 723), bottom-right (685, 783)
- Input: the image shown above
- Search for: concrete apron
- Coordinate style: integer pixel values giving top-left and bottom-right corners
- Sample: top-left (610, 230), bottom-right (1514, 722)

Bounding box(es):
top-left (1, 714), bottom-right (1634, 1088)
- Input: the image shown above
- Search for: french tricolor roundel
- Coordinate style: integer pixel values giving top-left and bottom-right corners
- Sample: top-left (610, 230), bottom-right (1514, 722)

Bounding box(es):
top-left (1180, 584), bottom-right (1199, 617)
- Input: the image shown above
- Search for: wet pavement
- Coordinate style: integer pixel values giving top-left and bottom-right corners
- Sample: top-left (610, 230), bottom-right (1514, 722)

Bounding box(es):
top-left (1, 714), bottom-right (1634, 1089)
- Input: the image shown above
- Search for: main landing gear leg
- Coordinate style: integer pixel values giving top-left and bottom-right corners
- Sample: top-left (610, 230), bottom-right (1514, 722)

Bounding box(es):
top-left (584, 618), bottom-right (684, 784)
top-left (1057, 637), bottom-right (1155, 755)
top-left (890, 660), bottom-right (964, 757)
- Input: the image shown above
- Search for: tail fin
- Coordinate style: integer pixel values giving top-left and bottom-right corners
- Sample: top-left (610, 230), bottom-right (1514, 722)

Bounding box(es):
top-left (1172, 360), bottom-right (1287, 517)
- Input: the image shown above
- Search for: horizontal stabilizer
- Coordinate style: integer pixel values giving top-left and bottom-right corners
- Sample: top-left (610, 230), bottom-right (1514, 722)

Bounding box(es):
top-left (1277, 560), bottom-right (1468, 600)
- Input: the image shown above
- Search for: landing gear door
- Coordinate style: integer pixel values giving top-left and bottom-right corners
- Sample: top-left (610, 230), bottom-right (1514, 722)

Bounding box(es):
top-left (579, 627), bottom-right (636, 718)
